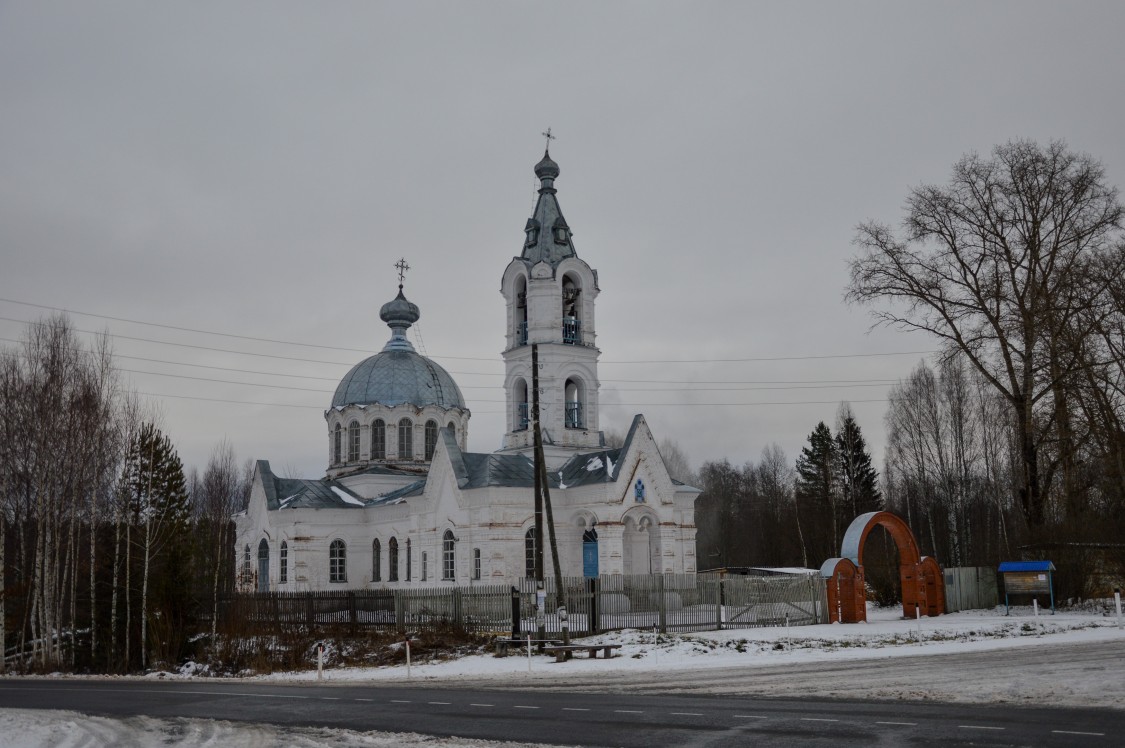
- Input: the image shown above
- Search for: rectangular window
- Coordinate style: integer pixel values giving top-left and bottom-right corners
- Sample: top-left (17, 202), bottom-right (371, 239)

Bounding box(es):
top-left (473, 548), bottom-right (481, 581)
top-left (279, 543), bottom-right (288, 584)
top-left (421, 552), bottom-right (427, 582)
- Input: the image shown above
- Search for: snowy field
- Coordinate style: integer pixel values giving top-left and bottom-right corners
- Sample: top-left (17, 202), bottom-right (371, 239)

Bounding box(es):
top-left (4, 604), bottom-right (1124, 747)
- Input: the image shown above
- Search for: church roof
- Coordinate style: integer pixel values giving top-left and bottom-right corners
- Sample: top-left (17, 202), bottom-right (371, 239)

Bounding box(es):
top-left (520, 149), bottom-right (578, 268)
top-left (331, 286), bottom-right (466, 410)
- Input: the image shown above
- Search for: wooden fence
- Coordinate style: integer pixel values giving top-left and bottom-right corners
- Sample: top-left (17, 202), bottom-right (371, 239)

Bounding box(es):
top-left (219, 573), bottom-right (828, 636)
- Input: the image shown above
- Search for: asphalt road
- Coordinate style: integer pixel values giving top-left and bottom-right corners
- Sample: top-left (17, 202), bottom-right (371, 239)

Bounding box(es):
top-left (0, 679), bottom-right (1121, 747)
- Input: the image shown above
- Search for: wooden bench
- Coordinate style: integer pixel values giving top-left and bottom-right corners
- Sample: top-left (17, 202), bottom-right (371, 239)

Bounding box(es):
top-left (542, 644), bottom-right (622, 663)
top-left (493, 638), bottom-right (563, 657)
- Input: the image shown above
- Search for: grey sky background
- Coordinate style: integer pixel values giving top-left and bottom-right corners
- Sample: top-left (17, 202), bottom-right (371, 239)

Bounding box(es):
top-left (3, 2), bottom-right (1123, 480)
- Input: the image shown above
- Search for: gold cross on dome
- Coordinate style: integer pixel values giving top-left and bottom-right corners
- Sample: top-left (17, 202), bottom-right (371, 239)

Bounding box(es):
top-left (395, 258), bottom-right (410, 286)
top-left (542, 127), bottom-right (556, 151)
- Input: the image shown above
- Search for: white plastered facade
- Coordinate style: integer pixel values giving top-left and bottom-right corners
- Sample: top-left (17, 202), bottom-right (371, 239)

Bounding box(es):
top-left (233, 152), bottom-right (701, 592)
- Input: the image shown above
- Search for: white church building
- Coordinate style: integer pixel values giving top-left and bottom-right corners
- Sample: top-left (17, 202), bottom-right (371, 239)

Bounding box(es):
top-left (234, 150), bottom-right (701, 591)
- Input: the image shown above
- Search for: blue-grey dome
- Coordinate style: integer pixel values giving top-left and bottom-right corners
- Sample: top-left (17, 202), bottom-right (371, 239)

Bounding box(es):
top-left (331, 349), bottom-right (465, 409)
top-left (331, 286), bottom-right (466, 410)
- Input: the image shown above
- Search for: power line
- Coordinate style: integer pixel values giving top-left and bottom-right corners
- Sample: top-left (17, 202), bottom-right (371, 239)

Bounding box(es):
top-left (135, 386), bottom-right (890, 411)
top-left (0, 335), bottom-right (905, 386)
top-left (118, 366), bottom-right (895, 396)
top-left (0, 303), bottom-right (938, 364)
top-left (0, 297), bottom-right (374, 354)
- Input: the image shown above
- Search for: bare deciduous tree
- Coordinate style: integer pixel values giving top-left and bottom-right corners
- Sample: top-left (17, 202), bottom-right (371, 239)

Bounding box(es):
top-left (848, 140), bottom-right (1125, 529)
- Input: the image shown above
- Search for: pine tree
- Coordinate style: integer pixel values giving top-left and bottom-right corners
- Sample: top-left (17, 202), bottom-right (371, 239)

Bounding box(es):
top-left (835, 407), bottom-right (883, 519)
top-left (795, 422), bottom-right (841, 560)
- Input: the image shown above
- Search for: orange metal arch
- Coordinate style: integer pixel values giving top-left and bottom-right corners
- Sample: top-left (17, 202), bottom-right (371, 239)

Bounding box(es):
top-left (821, 511), bottom-right (945, 623)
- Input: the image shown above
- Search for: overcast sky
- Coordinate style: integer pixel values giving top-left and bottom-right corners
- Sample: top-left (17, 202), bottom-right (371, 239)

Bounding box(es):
top-left (3, 2), bottom-right (1124, 480)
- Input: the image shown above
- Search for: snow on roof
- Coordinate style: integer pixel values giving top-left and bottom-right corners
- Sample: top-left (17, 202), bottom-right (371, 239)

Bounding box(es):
top-left (331, 486), bottom-right (366, 506)
top-left (585, 456), bottom-right (603, 472)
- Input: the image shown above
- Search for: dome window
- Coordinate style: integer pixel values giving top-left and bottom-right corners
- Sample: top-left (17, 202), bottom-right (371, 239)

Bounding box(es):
top-left (398, 418), bottom-right (414, 460)
top-left (347, 421), bottom-right (360, 462)
top-left (424, 420), bottom-right (439, 460)
top-left (371, 419), bottom-right (386, 460)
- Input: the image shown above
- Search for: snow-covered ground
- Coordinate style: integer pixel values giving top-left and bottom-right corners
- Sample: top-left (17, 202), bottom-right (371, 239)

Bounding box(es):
top-left (5, 604), bottom-right (1124, 747)
top-left (250, 604), bottom-right (1125, 684)
top-left (0, 709), bottom-right (573, 748)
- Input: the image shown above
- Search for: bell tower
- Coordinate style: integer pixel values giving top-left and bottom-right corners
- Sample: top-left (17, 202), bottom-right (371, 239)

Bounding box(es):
top-left (500, 147), bottom-right (602, 463)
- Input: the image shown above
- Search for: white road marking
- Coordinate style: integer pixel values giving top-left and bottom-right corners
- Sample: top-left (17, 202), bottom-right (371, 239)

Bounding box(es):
top-left (390, 700), bottom-right (412, 703)
top-left (562, 708), bottom-right (590, 712)
top-left (959, 725), bottom-right (1004, 730)
top-left (354, 698), bottom-right (374, 702)
top-left (320, 697), bottom-right (341, 700)
top-left (876, 721), bottom-right (916, 726)
top-left (1053, 730), bottom-right (1105, 737)
top-left (671, 712), bottom-right (703, 716)
top-left (733, 715), bottom-right (767, 719)
top-left (427, 702), bottom-right (451, 705)
top-left (615, 710), bottom-right (643, 714)
top-left (514, 706), bottom-right (539, 710)
top-left (470, 704), bottom-right (495, 707)
top-left (801, 718), bottom-right (838, 723)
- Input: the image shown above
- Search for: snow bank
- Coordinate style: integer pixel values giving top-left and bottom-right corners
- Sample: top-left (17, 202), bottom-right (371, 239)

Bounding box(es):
top-left (0, 709), bottom-right (571, 748)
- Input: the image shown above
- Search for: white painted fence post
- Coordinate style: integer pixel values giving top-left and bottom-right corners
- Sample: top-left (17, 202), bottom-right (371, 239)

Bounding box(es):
top-left (405, 636), bottom-right (412, 679)
top-left (317, 644), bottom-right (323, 683)
top-left (527, 634), bottom-right (532, 673)
top-left (1114, 589), bottom-right (1122, 630)
top-left (1033, 598), bottom-right (1039, 617)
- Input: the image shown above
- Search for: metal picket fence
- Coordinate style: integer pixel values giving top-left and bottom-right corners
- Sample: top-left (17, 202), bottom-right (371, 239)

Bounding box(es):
top-left (221, 573), bottom-right (828, 636)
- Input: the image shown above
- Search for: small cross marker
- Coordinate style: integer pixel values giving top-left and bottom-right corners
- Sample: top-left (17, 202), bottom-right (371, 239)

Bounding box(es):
top-left (541, 127), bottom-right (556, 151)
top-left (395, 258), bottom-right (410, 287)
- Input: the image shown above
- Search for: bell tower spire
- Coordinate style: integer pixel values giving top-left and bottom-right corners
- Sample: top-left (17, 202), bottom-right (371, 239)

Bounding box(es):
top-left (500, 143), bottom-right (602, 464)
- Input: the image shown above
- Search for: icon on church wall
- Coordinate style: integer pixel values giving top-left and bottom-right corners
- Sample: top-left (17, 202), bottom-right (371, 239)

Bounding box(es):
top-left (635, 479), bottom-right (645, 502)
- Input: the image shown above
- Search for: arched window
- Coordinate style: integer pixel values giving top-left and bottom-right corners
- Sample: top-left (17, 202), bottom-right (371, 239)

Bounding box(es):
top-left (333, 423), bottom-right (342, 464)
top-left (347, 420), bottom-right (360, 462)
top-left (372, 538), bottom-right (381, 582)
top-left (442, 529), bottom-right (456, 581)
top-left (279, 541), bottom-right (288, 584)
top-left (406, 538), bottom-right (412, 581)
top-left (329, 539), bottom-right (347, 584)
top-left (514, 274), bottom-right (528, 345)
top-left (564, 377), bottom-right (584, 429)
top-left (425, 420), bottom-right (439, 460)
top-left (257, 539), bottom-right (269, 592)
top-left (398, 418), bottom-right (413, 459)
top-left (514, 378), bottom-right (529, 431)
top-left (561, 273), bottom-right (581, 344)
top-left (371, 419), bottom-right (386, 460)
top-left (524, 528), bottom-right (537, 578)
top-left (388, 537), bottom-right (399, 581)
top-left (242, 544), bottom-right (251, 582)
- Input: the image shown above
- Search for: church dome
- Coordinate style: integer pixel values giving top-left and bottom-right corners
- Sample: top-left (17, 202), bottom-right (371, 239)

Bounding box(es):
top-left (331, 286), bottom-right (466, 410)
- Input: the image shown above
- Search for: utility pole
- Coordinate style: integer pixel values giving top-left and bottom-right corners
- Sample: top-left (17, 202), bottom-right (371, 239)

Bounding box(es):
top-left (531, 344), bottom-right (566, 643)
top-left (531, 345), bottom-right (546, 642)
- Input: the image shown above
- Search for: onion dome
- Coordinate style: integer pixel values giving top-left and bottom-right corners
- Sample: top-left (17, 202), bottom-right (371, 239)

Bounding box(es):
top-left (331, 287), bottom-right (465, 410)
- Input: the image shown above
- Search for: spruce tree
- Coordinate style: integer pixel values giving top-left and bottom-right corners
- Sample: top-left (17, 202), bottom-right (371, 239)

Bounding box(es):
top-left (795, 422), bottom-right (841, 560)
top-left (835, 409), bottom-right (883, 519)
top-left (120, 423), bottom-right (190, 669)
